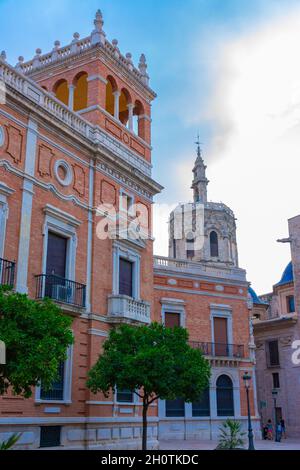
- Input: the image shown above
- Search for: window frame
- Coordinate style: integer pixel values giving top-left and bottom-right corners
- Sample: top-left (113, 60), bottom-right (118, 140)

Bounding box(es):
top-left (112, 242), bottom-right (141, 300)
top-left (216, 374), bottom-right (235, 417)
top-left (35, 345), bottom-right (73, 404)
top-left (267, 339), bottom-right (280, 367)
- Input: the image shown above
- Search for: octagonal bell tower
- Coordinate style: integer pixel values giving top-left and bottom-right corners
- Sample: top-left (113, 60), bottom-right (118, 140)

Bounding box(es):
top-left (169, 141), bottom-right (239, 267)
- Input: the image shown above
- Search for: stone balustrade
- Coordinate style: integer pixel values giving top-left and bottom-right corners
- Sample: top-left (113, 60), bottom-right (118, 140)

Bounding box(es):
top-left (153, 255), bottom-right (247, 282)
top-left (108, 294), bottom-right (151, 324)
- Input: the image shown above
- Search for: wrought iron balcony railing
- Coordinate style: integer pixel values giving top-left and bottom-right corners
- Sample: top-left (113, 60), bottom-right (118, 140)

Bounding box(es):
top-left (35, 274), bottom-right (86, 308)
top-left (0, 257), bottom-right (15, 287)
top-left (190, 341), bottom-right (244, 359)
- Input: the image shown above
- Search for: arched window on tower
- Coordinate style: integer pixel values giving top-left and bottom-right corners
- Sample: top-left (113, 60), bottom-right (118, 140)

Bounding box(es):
top-left (53, 79), bottom-right (69, 106)
top-left (210, 231), bottom-right (219, 257)
top-left (216, 375), bottom-right (234, 417)
top-left (73, 72), bottom-right (88, 111)
top-left (133, 100), bottom-right (145, 138)
top-left (119, 88), bottom-right (131, 127)
top-left (105, 76), bottom-right (117, 117)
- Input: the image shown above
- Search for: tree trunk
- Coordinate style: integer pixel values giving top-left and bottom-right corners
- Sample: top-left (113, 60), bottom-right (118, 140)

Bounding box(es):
top-left (142, 399), bottom-right (148, 451)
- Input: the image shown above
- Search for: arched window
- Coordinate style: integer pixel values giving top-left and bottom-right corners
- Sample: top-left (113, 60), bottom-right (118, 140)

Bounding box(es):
top-left (53, 79), bottom-right (69, 106)
top-left (119, 88), bottom-right (131, 127)
top-left (216, 375), bottom-right (234, 417)
top-left (133, 100), bottom-right (145, 137)
top-left (105, 76), bottom-right (118, 117)
top-left (73, 72), bottom-right (88, 111)
top-left (210, 231), bottom-right (219, 257)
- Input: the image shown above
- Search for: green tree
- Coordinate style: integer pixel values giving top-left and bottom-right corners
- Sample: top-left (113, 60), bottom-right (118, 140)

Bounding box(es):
top-left (87, 322), bottom-right (211, 450)
top-left (0, 287), bottom-right (73, 398)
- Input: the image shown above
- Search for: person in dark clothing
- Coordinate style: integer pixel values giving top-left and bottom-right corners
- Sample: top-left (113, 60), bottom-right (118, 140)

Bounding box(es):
top-left (280, 419), bottom-right (286, 438)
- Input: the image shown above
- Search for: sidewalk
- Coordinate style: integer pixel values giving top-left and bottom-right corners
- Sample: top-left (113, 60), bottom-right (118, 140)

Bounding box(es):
top-left (159, 438), bottom-right (300, 451)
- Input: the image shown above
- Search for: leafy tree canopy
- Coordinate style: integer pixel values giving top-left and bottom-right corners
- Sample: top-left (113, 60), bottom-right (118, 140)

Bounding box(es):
top-left (87, 322), bottom-right (211, 404)
top-left (0, 287), bottom-right (73, 398)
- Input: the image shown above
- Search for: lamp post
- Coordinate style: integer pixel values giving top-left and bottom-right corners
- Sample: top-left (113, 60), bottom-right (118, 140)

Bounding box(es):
top-left (272, 389), bottom-right (278, 441)
top-left (243, 372), bottom-right (255, 450)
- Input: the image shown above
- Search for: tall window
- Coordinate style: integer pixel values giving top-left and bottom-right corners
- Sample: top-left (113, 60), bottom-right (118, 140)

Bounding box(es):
top-left (119, 258), bottom-right (133, 297)
top-left (40, 362), bottom-right (64, 401)
top-left (210, 231), bottom-right (219, 257)
top-left (53, 79), bottom-right (69, 106)
top-left (213, 317), bottom-right (228, 356)
top-left (216, 375), bottom-right (234, 417)
top-left (272, 372), bottom-right (280, 389)
top-left (286, 295), bottom-right (295, 313)
top-left (192, 388), bottom-right (210, 417)
top-left (46, 232), bottom-right (67, 278)
top-left (166, 398), bottom-right (185, 417)
top-left (267, 340), bottom-right (280, 367)
top-left (73, 72), bottom-right (88, 111)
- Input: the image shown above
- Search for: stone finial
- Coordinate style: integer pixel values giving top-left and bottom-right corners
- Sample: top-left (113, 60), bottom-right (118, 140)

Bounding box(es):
top-left (51, 41), bottom-right (61, 61)
top-left (91, 9), bottom-right (106, 45)
top-left (0, 51), bottom-right (7, 62)
top-left (72, 32), bottom-right (80, 43)
top-left (126, 53), bottom-right (133, 71)
top-left (15, 56), bottom-right (24, 71)
top-left (32, 49), bottom-right (42, 68)
top-left (112, 39), bottom-right (120, 59)
top-left (71, 33), bottom-right (80, 53)
top-left (139, 54), bottom-right (149, 85)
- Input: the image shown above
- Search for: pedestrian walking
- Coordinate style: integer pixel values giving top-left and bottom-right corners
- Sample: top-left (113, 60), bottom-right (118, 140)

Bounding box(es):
top-left (280, 419), bottom-right (286, 438)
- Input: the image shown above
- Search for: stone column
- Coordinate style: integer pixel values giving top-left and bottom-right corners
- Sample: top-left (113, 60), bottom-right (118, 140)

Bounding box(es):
top-left (127, 103), bottom-right (134, 131)
top-left (113, 90), bottom-right (121, 120)
top-left (68, 84), bottom-right (75, 110)
top-left (288, 215), bottom-right (300, 324)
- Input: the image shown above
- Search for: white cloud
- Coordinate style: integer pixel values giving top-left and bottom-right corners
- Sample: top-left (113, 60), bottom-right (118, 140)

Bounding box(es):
top-left (155, 6), bottom-right (300, 293)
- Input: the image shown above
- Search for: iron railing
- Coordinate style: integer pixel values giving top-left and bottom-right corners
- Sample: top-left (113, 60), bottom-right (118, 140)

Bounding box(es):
top-left (35, 274), bottom-right (86, 308)
top-left (190, 341), bottom-right (244, 359)
top-left (0, 257), bottom-right (15, 287)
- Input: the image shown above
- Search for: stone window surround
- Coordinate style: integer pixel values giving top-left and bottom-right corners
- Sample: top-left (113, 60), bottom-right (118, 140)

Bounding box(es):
top-left (0, 182), bottom-right (14, 259)
top-left (112, 241), bottom-right (141, 300)
top-left (119, 188), bottom-right (135, 217)
top-left (42, 205), bottom-right (81, 282)
top-left (210, 304), bottom-right (233, 346)
top-left (35, 344), bottom-right (73, 405)
top-left (160, 298), bottom-right (186, 328)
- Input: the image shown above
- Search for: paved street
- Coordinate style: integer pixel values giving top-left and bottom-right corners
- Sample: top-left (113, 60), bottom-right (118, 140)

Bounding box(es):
top-left (159, 438), bottom-right (300, 450)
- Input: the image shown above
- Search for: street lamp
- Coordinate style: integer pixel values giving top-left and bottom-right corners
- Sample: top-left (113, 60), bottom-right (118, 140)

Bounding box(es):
top-left (272, 389), bottom-right (278, 441)
top-left (243, 372), bottom-right (255, 450)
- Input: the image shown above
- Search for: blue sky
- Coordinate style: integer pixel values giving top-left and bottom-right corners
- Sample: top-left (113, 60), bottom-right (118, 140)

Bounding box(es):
top-left (1, 0), bottom-right (300, 292)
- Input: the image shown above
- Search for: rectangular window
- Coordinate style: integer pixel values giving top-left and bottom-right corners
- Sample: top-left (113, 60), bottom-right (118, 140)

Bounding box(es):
top-left (119, 258), bottom-right (133, 297)
top-left (46, 232), bottom-right (67, 277)
top-left (286, 295), bottom-right (295, 313)
top-left (166, 398), bottom-right (185, 417)
top-left (272, 372), bottom-right (280, 389)
top-left (267, 340), bottom-right (280, 367)
top-left (117, 389), bottom-right (134, 403)
top-left (40, 426), bottom-right (61, 448)
top-left (213, 317), bottom-right (228, 356)
top-left (192, 388), bottom-right (210, 417)
top-left (40, 362), bottom-right (65, 401)
top-left (186, 249), bottom-right (195, 259)
top-left (165, 312), bottom-right (181, 329)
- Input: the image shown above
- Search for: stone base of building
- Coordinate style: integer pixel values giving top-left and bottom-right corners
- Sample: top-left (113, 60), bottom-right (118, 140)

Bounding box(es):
top-left (158, 417), bottom-right (262, 441)
top-left (0, 422), bottom-right (159, 450)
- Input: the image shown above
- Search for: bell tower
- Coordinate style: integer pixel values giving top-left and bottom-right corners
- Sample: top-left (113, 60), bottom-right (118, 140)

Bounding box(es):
top-left (191, 137), bottom-right (209, 204)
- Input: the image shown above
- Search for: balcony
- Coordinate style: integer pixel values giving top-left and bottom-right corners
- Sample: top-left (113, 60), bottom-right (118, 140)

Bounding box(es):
top-left (108, 294), bottom-right (151, 324)
top-left (190, 341), bottom-right (244, 359)
top-left (0, 257), bottom-right (15, 287)
top-left (35, 274), bottom-right (86, 309)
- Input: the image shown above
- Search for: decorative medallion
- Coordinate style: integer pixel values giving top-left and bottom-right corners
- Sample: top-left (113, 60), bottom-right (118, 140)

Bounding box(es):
top-left (54, 159), bottom-right (73, 187)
